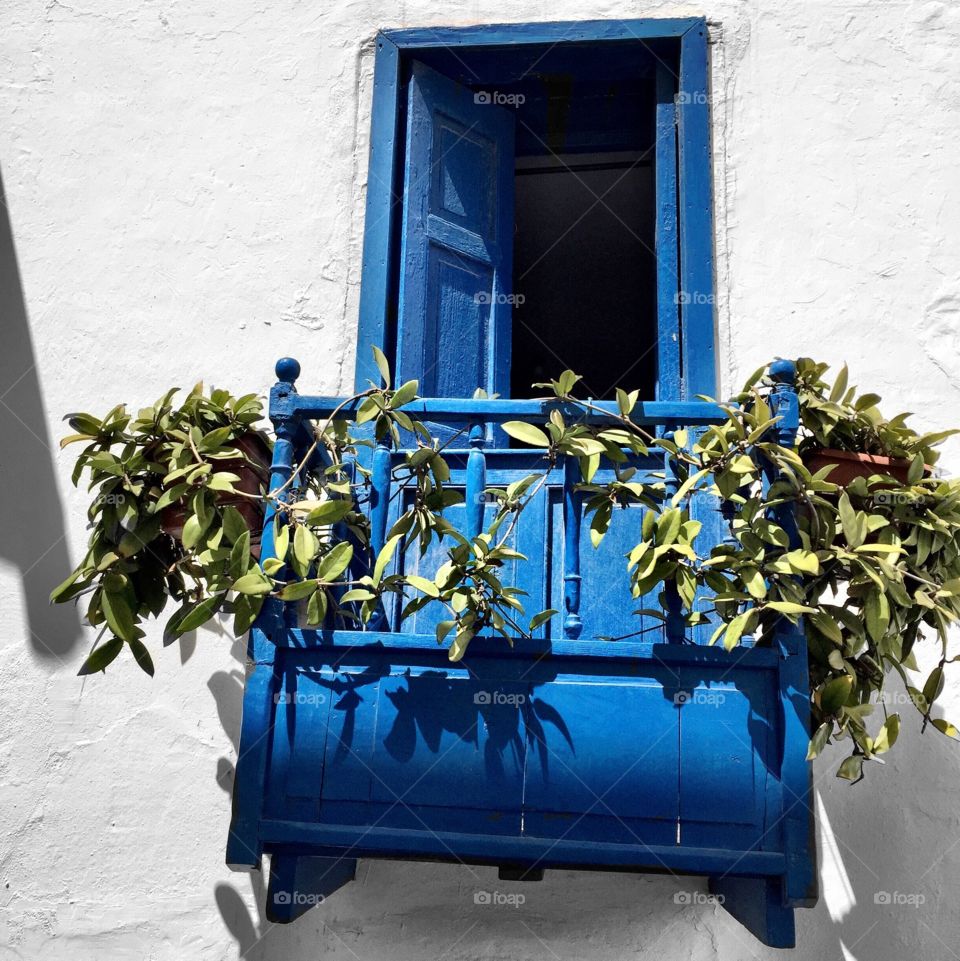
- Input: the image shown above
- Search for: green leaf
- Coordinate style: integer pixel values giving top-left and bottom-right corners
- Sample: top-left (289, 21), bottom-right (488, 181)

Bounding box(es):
top-left (155, 483), bottom-right (190, 511)
top-left (374, 535), bottom-right (402, 584)
top-left (723, 609), bottom-right (756, 651)
top-left (828, 364), bottom-right (848, 403)
top-left (59, 432), bottom-right (96, 448)
top-left (128, 637), bottom-right (155, 677)
top-left (449, 629), bottom-right (475, 662)
top-left (182, 511), bottom-right (212, 550)
top-left (177, 595), bottom-right (224, 633)
top-left (671, 468), bottom-right (708, 506)
top-left (221, 505), bottom-right (248, 544)
top-left (101, 589), bottom-right (137, 643)
top-left (529, 609), bottom-right (558, 633)
top-left (807, 721), bottom-right (831, 760)
top-left (907, 452), bottom-right (925, 484)
top-left (837, 492), bottom-right (862, 548)
top-left (356, 395), bottom-right (380, 424)
top-left (198, 426), bottom-right (233, 452)
top-left (820, 675), bottom-right (854, 714)
top-left (233, 594), bottom-right (263, 635)
top-left (372, 345), bottom-right (391, 388)
top-left (293, 524), bottom-right (319, 573)
top-left (230, 530), bottom-right (252, 580)
top-left (931, 717), bottom-right (959, 739)
top-left (742, 567), bottom-right (767, 600)
top-left (206, 472), bottom-right (239, 493)
top-left (809, 610), bottom-right (844, 644)
top-left (766, 600), bottom-right (817, 615)
top-left (436, 620), bottom-right (456, 645)
top-left (305, 499), bottom-right (352, 526)
top-left (340, 588), bottom-right (376, 603)
top-left (406, 574), bottom-right (440, 598)
top-left (77, 636), bottom-right (124, 675)
top-left (923, 667), bottom-right (945, 707)
top-left (784, 549), bottom-right (820, 575)
top-left (50, 567), bottom-right (86, 604)
top-left (865, 590), bottom-right (890, 643)
top-left (274, 522), bottom-right (290, 563)
top-left (232, 571), bottom-right (274, 595)
top-left (502, 421), bottom-right (551, 448)
top-left (390, 379), bottom-right (419, 409)
top-left (278, 578), bottom-right (320, 601)
top-left (656, 508), bottom-right (682, 546)
top-left (872, 714), bottom-right (900, 755)
top-left (316, 542), bottom-right (353, 582)
top-left (836, 755), bottom-right (864, 781)
top-left (306, 589), bottom-right (328, 626)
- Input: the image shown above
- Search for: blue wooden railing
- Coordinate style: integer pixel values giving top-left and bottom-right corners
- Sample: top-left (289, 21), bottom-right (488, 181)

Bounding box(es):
top-left (266, 356), bottom-right (735, 643)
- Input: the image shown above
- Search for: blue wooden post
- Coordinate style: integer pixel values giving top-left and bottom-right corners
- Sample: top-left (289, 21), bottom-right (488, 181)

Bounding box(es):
top-left (710, 360), bottom-right (816, 948)
top-left (655, 62), bottom-right (681, 404)
top-left (663, 433), bottom-right (685, 644)
top-left (465, 421), bottom-right (487, 540)
top-left (562, 455), bottom-right (583, 639)
top-left (226, 356), bottom-right (300, 870)
top-left (768, 359), bottom-right (817, 910)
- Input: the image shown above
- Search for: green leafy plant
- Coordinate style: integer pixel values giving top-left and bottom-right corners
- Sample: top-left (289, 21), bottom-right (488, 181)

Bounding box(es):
top-left (787, 357), bottom-right (954, 463)
top-left (51, 384), bottom-right (271, 676)
top-left (54, 351), bottom-right (960, 782)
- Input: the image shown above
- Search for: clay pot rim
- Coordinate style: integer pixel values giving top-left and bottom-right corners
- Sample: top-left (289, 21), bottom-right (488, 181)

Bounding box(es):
top-left (803, 447), bottom-right (910, 467)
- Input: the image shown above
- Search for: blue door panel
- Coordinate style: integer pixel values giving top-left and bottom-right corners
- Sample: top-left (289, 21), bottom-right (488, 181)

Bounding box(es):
top-left (369, 666), bottom-right (527, 812)
top-left (317, 666), bottom-right (382, 803)
top-left (522, 669), bottom-right (680, 824)
top-left (397, 61), bottom-right (514, 404)
top-left (267, 667), bottom-right (334, 820)
top-left (678, 665), bottom-right (775, 848)
top-left (423, 250), bottom-right (491, 397)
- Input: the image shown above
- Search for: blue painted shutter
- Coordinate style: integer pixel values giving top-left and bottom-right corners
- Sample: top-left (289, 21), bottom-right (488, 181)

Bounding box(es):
top-left (396, 61), bottom-right (515, 409)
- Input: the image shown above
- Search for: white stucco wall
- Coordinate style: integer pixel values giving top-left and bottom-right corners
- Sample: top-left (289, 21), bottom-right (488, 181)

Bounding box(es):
top-left (2, 2), bottom-right (960, 959)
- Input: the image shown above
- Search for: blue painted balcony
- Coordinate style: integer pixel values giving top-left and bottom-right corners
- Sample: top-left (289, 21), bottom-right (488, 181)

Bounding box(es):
top-left (227, 358), bottom-right (817, 949)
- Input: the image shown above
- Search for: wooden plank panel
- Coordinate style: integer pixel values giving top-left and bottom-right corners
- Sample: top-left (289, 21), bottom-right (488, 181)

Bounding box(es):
top-left (678, 665), bottom-right (774, 849)
top-left (522, 667), bottom-right (680, 828)
top-left (369, 665), bottom-right (527, 815)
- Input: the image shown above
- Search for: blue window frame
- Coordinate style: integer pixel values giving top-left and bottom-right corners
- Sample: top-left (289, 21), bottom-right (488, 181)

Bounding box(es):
top-left (356, 17), bottom-right (716, 405)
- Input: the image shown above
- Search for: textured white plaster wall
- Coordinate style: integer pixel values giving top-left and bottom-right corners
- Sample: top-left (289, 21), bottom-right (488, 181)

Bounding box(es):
top-left (2, 2), bottom-right (960, 959)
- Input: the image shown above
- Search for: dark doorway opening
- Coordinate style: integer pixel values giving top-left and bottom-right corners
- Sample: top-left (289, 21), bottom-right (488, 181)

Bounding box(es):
top-left (510, 152), bottom-right (657, 400)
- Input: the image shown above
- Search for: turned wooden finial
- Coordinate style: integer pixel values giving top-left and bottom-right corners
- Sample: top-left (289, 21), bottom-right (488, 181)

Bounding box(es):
top-left (275, 357), bottom-right (301, 385)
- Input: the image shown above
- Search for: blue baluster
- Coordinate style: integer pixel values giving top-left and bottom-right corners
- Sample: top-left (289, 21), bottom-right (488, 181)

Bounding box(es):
top-left (465, 420), bottom-right (487, 540)
top-left (368, 433), bottom-right (393, 630)
top-left (370, 435), bottom-right (392, 557)
top-left (662, 432), bottom-right (685, 644)
top-left (563, 455), bottom-right (583, 639)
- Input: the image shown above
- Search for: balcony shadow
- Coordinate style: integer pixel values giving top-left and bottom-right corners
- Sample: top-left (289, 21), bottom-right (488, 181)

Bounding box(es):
top-left (0, 164), bottom-right (82, 659)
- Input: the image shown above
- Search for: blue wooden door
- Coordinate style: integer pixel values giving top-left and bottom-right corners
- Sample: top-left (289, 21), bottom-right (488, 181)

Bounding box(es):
top-left (396, 61), bottom-right (515, 411)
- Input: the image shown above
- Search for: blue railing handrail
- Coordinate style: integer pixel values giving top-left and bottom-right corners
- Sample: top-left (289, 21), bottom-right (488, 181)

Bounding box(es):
top-left (284, 394), bottom-right (730, 427)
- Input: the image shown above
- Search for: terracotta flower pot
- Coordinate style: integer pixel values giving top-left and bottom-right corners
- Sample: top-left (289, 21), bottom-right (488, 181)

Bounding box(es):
top-left (160, 431), bottom-right (273, 555)
top-left (802, 448), bottom-right (913, 486)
